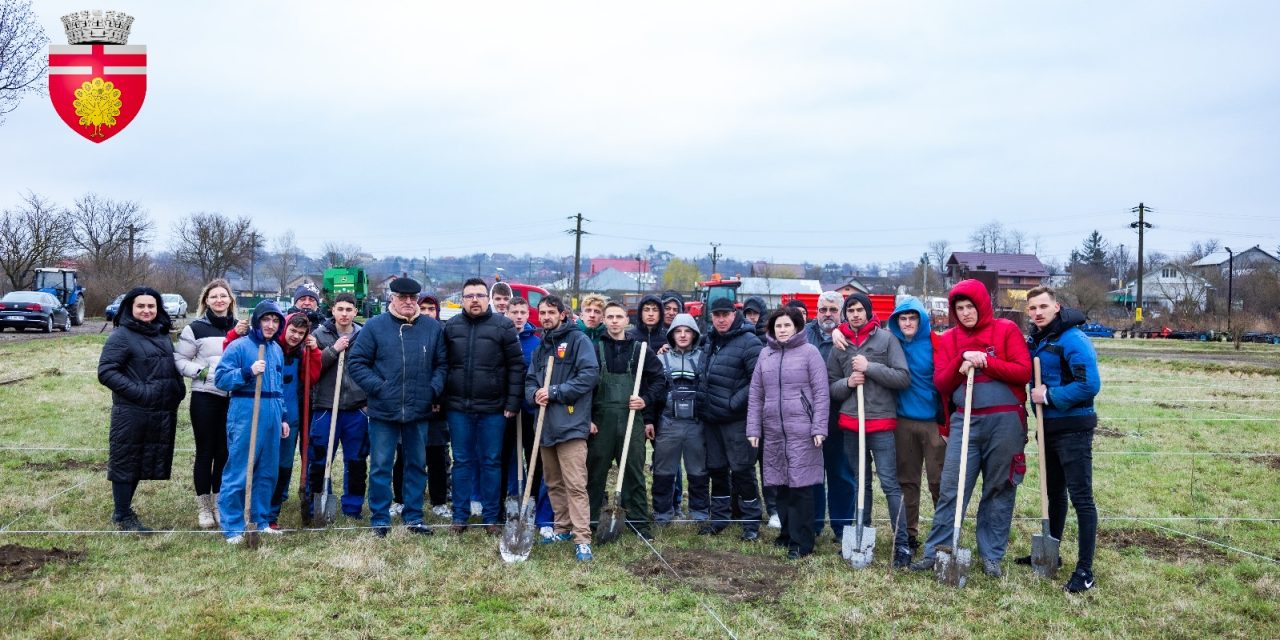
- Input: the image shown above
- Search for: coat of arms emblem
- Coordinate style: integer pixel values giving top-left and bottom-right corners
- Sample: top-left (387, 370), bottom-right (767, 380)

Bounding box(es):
top-left (48, 10), bottom-right (145, 143)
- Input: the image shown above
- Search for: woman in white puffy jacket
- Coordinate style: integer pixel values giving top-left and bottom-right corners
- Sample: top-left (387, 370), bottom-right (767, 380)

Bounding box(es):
top-left (173, 279), bottom-right (241, 528)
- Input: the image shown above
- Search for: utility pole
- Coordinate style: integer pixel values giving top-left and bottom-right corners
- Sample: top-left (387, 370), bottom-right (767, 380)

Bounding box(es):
top-left (921, 253), bottom-right (929, 298)
top-left (565, 213), bottom-right (588, 307)
top-left (1130, 203), bottom-right (1153, 324)
top-left (249, 232), bottom-right (260, 293)
top-left (1225, 246), bottom-right (1234, 336)
top-left (709, 242), bottom-right (721, 275)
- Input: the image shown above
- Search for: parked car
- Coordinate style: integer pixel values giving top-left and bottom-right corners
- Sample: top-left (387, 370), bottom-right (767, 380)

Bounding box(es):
top-left (162, 293), bottom-right (188, 318)
top-left (104, 293), bottom-right (126, 321)
top-left (1241, 332), bottom-right (1280, 345)
top-left (0, 291), bottom-right (71, 333)
top-left (1080, 323), bottom-right (1117, 338)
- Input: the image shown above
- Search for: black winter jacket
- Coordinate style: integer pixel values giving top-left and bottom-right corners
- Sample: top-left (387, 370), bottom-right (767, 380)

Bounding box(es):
top-left (443, 309), bottom-right (526, 414)
top-left (627, 293), bottom-right (668, 355)
top-left (98, 295), bottom-right (186, 482)
top-left (696, 313), bottom-right (763, 424)
top-left (595, 333), bottom-right (668, 424)
top-left (525, 322), bottom-right (599, 446)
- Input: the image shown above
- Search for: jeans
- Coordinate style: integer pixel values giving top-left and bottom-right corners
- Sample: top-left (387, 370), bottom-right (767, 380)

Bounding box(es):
top-left (1046, 428), bottom-right (1097, 573)
top-left (447, 411), bottom-right (507, 524)
top-left (308, 409), bottom-right (371, 518)
top-left (843, 429), bottom-right (908, 550)
top-left (812, 423), bottom-right (855, 538)
top-left (368, 419), bottom-right (427, 527)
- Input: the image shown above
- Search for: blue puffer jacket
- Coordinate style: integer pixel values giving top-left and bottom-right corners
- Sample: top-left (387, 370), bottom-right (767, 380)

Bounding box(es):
top-left (517, 321), bottom-right (540, 413)
top-left (346, 309), bottom-right (447, 424)
top-left (887, 297), bottom-right (940, 423)
top-left (1028, 307), bottom-right (1100, 426)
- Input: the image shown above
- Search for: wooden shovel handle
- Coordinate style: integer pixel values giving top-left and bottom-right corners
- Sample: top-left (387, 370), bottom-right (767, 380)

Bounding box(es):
top-left (952, 368), bottom-right (975, 534)
top-left (519, 356), bottom-right (556, 511)
top-left (322, 351), bottom-right (345, 482)
top-left (613, 342), bottom-right (648, 496)
top-left (246, 344), bottom-right (266, 521)
top-left (1034, 358), bottom-right (1050, 518)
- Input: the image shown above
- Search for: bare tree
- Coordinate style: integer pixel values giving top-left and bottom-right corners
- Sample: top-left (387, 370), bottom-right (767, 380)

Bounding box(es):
top-left (0, 192), bottom-right (73, 291)
top-left (1154, 261), bottom-right (1211, 316)
top-left (66, 193), bottom-right (154, 311)
top-left (170, 212), bottom-right (257, 283)
top-left (267, 231), bottom-right (303, 294)
top-left (1188, 239), bottom-right (1221, 262)
top-left (322, 242), bottom-right (363, 268)
top-left (969, 220), bottom-right (1005, 253)
top-left (0, 0), bottom-right (48, 126)
top-left (1062, 272), bottom-right (1111, 318)
top-left (927, 239), bottom-right (951, 276)
top-left (1007, 229), bottom-right (1028, 254)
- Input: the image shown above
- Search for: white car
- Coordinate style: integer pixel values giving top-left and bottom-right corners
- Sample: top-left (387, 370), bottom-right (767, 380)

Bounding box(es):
top-left (162, 293), bottom-right (188, 318)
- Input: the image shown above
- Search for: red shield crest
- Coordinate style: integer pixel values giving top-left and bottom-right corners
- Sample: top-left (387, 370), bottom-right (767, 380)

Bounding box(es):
top-left (48, 44), bottom-right (146, 143)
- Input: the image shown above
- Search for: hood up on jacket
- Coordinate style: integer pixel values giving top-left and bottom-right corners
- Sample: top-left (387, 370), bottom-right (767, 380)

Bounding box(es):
top-left (248, 300), bottom-right (285, 345)
top-left (948, 279), bottom-right (994, 332)
top-left (278, 311), bottom-right (314, 355)
top-left (665, 313), bottom-right (701, 351)
top-left (888, 296), bottom-right (932, 342)
top-left (660, 290), bottom-right (686, 313)
top-left (636, 293), bottom-right (664, 330)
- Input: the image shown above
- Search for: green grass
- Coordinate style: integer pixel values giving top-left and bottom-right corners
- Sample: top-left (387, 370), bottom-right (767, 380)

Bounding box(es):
top-left (1, 335), bottom-right (1278, 638)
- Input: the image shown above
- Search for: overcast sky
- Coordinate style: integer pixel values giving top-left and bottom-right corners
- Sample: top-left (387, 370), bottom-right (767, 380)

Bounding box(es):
top-left (4, 1), bottom-right (1278, 267)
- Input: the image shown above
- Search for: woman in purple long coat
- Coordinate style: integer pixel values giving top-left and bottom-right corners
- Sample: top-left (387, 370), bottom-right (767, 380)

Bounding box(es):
top-left (747, 306), bottom-right (829, 558)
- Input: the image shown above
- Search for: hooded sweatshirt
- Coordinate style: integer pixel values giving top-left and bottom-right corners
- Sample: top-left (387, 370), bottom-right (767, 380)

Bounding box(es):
top-left (660, 313), bottom-right (703, 421)
top-left (1028, 306), bottom-right (1100, 429)
top-left (627, 293), bottom-right (668, 354)
top-left (277, 312), bottom-right (321, 429)
top-left (933, 279), bottom-right (1032, 436)
top-left (887, 296), bottom-right (940, 424)
top-left (214, 300), bottom-right (287, 421)
top-left (742, 296), bottom-right (768, 342)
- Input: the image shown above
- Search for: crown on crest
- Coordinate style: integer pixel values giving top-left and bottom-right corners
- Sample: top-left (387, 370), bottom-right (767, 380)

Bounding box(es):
top-left (61, 10), bottom-right (134, 45)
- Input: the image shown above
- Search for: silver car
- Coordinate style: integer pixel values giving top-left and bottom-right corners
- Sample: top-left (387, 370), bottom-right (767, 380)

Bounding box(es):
top-left (162, 293), bottom-right (188, 318)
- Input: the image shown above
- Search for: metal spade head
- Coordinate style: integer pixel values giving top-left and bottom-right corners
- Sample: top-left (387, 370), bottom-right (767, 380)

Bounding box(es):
top-left (935, 545), bottom-right (972, 588)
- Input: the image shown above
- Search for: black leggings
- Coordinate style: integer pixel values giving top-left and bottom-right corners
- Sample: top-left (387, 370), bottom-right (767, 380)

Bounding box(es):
top-left (190, 392), bottom-right (230, 495)
top-left (112, 480), bottom-right (139, 518)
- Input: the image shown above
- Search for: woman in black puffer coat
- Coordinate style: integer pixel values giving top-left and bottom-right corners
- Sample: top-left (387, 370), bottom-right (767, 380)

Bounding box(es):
top-left (97, 286), bottom-right (186, 532)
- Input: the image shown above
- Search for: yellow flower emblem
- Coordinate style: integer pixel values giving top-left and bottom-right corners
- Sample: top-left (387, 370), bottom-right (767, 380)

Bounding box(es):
top-left (73, 77), bottom-right (123, 138)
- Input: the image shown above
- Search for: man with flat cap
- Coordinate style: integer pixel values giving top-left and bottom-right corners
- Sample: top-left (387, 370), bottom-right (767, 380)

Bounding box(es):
top-left (347, 277), bottom-right (448, 537)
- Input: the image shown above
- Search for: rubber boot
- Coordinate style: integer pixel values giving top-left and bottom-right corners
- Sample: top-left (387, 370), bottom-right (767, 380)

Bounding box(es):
top-left (196, 494), bottom-right (215, 529)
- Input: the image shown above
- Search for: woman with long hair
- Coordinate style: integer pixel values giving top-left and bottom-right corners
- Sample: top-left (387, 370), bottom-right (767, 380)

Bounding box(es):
top-left (173, 279), bottom-right (237, 528)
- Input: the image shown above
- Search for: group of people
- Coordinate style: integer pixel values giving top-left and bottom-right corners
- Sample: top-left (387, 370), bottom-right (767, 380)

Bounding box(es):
top-left (97, 275), bottom-right (1101, 592)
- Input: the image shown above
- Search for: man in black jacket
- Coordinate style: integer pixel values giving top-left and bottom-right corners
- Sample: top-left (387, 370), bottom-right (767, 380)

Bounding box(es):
top-left (588, 301), bottom-right (667, 541)
top-left (697, 297), bottom-right (764, 540)
top-left (627, 294), bottom-right (668, 355)
top-left (443, 278), bottom-right (527, 534)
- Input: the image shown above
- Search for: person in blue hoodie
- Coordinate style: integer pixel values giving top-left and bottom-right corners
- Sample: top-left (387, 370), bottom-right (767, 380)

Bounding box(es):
top-left (215, 300), bottom-right (290, 544)
top-left (886, 296), bottom-right (946, 558)
top-left (1022, 286), bottom-right (1101, 594)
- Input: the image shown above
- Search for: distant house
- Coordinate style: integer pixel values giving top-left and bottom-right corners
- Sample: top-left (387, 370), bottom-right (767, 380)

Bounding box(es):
top-left (946, 252), bottom-right (1048, 305)
top-left (584, 267), bottom-right (655, 292)
top-left (737, 277), bottom-right (823, 309)
top-left (1190, 246), bottom-right (1280, 278)
top-left (751, 262), bottom-right (805, 279)
top-left (590, 258), bottom-right (650, 276)
top-left (1110, 264), bottom-right (1211, 314)
top-left (819, 276), bottom-right (869, 297)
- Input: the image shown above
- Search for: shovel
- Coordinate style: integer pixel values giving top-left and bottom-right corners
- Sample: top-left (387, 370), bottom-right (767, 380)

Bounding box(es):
top-left (299, 350), bottom-right (312, 526)
top-left (312, 351), bottom-right (345, 526)
top-left (1030, 357), bottom-right (1061, 578)
top-left (842, 384), bottom-right (876, 568)
top-left (501, 356), bottom-right (555, 563)
top-left (936, 368), bottom-right (975, 588)
top-left (243, 344), bottom-right (266, 549)
top-left (595, 342), bottom-right (648, 545)
top-left (504, 413), bottom-right (525, 519)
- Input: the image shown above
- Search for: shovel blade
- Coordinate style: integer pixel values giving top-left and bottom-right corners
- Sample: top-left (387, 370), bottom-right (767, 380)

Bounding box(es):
top-left (1031, 532), bottom-right (1061, 579)
top-left (499, 514), bottom-right (534, 563)
top-left (244, 528), bottom-right (260, 550)
top-left (935, 546), bottom-right (972, 588)
top-left (841, 526), bottom-right (877, 568)
top-left (595, 505), bottom-right (626, 545)
top-left (313, 493), bottom-right (337, 527)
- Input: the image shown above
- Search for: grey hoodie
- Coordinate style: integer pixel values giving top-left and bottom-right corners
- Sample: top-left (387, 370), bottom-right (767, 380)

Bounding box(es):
top-left (827, 315), bottom-right (910, 429)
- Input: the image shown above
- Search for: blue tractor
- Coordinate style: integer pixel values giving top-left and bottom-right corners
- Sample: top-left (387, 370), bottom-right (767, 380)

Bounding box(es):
top-left (33, 268), bottom-right (86, 326)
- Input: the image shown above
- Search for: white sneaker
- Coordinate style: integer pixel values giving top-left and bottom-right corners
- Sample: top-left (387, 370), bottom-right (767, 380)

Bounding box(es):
top-left (431, 505), bottom-right (451, 518)
top-left (539, 526), bottom-right (554, 539)
top-left (226, 535), bottom-right (244, 545)
top-left (260, 526), bottom-right (283, 536)
top-left (767, 514), bottom-right (782, 529)
top-left (471, 501), bottom-right (483, 517)
top-left (389, 502), bottom-right (404, 517)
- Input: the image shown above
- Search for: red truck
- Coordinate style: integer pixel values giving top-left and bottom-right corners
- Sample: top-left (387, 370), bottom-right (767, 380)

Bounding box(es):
top-left (780, 292), bottom-right (896, 321)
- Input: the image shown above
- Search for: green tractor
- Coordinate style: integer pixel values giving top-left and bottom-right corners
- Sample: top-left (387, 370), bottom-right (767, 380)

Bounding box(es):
top-left (322, 267), bottom-right (381, 318)
top-left (33, 267), bottom-right (86, 326)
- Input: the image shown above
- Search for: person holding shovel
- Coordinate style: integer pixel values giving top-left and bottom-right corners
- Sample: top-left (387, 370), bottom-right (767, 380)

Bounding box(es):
top-left (587, 301), bottom-right (666, 542)
top-left (346, 277), bottom-right (448, 538)
top-left (526, 295), bottom-right (599, 561)
top-left (309, 293), bottom-right (370, 522)
top-left (214, 300), bottom-right (291, 544)
top-left (747, 307), bottom-right (829, 559)
top-left (909, 279), bottom-right (1031, 578)
top-left (827, 293), bottom-right (912, 567)
top-left (267, 313), bottom-right (321, 529)
top-left (1021, 286), bottom-right (1100, 593)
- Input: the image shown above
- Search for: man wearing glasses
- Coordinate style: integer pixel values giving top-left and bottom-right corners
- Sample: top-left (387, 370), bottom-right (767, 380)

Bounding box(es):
top-left (346, 277), bottom-right (448, 537)
top-left (442, 278), bottom-right (526, 534)
top-left (803, 291), bottom-right (857, 545)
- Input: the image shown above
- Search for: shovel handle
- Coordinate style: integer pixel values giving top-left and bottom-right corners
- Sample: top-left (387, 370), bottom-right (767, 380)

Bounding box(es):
top-left (1033, 358), bottom-right (1050, 519)
top-left (855, 384), bottom-right (866, 515)
top-left (246, 344), bottom-right (266, 527)
top-left (322, 351), bottom-right (345, 483)
top-left (613, 342), bottom-right (647, 496)
top-left (518, 356), bottom-right (556, 513)
top-left (951, 368), bottom-right (975, 542)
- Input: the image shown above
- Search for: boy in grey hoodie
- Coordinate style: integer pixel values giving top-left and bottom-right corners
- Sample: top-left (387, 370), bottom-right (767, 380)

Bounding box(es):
top-left (651, 314), bottom-right (710, 524)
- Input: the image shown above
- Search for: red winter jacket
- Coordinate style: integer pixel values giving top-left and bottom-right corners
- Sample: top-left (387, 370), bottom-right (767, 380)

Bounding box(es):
top-left (933, 279), bottom-right (1032, 436)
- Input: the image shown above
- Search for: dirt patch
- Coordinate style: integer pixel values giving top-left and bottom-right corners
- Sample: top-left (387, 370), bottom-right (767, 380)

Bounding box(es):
top-left (0, 544), bottom-right (84, 580)
top-left (628, 548), bottom-right (797, 603)
top-left (21, 459), bottom-right (105, 472)
top-left (1094, 425), bottom-right (1124, 438)
top-left (1099, 528), bottom-right (1226, 563)
top-left (1153, 401), bottom-right (1186, 410)
top-left (1252, 454), bottom-right (1280, 471)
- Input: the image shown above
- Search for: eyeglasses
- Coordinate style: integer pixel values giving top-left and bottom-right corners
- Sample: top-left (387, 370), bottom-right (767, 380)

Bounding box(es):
top-left (462, 293), bottom-right (489, 300)
top-left (392, 293), bottom-right (417, 301)
top-left (818, 307), bottom-right (840, 314)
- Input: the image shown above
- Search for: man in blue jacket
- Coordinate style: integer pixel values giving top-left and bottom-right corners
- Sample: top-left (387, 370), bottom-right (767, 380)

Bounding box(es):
top-left (1022, 286), bottom-right (1101, 593)
top-left (347, 277), bottom-right (448, 537)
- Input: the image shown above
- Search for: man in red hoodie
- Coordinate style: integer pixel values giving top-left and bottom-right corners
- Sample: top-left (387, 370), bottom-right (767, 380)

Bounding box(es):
top-left (909, 279), bottom-right (1031, 578)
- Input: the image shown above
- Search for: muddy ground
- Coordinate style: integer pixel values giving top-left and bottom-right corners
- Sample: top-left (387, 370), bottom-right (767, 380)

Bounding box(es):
top-left (628, 548), bottom-right (797, 603)
top-left (20, 459), bottom-right (106, 472)
top-left (0, 544), bottom-right (84, 580)
top-left (1098, 528), bottom-right (1226, 563)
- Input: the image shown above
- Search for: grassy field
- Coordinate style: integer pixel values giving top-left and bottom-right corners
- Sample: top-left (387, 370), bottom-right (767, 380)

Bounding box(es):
top-left (1, 335), bottom-right (1278, 638)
